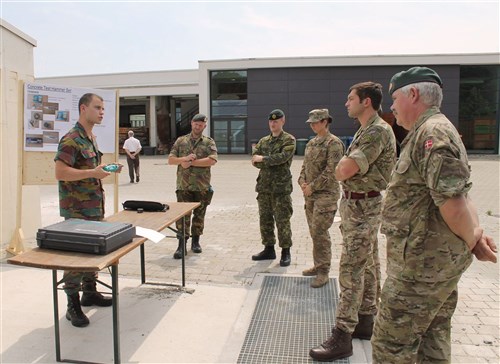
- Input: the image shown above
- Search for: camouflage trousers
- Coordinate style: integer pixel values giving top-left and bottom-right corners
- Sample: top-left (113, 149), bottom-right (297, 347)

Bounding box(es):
top-left (257, 193), bottom-right (293, 248)
top-left (335, 195), bottom-right (382, 333)
top-left (304, 193), bottom-right (337, 274)
top-left (371, 276), bottom-right (460, 364)
top-left (63, 216), bottom-right (102, 295)
top-left (175, 189), bottom-right (214, 238)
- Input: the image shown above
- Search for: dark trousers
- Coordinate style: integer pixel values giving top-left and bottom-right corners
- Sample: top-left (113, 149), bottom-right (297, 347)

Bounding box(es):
top-left (127, 154), bottom-right (140, 181)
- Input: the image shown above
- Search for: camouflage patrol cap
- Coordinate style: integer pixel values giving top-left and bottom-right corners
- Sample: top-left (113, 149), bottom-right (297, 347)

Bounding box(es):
top-left (389, 66), bottom-right (443, 95)
top-left (306, 109), bottom-right (332, 123)
top-left (192, 113), bottom-right (208, 122)
top-left (268, 109), bottom-right (285, 120)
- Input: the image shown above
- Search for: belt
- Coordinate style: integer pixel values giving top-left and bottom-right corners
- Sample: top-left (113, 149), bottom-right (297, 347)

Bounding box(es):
top-left (343, 190), bottom-right (381, 200)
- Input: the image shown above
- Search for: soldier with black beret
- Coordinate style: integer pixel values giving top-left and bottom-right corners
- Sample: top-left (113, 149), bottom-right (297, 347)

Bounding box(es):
top-left (251, 109), bottom-right (296, 266)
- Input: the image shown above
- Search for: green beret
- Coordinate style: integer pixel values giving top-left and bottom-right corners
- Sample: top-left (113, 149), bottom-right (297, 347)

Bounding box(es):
top-left (268, 109), bottom-right (285, 120)
top-left (306, 109), bottom-right (332, 123)
top-left (389, 66), bottom-right (443, 95)
top-left (192, 113), bottom-right (207, 122)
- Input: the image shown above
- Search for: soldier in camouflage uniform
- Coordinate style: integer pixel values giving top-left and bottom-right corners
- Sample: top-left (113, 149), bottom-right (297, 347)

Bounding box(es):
top-left (168, 113), bottom-right (218, 259)
top-left (298, 109), bottom-right (344, 288)
top-left (251, 109), bottom-right (296, 267)
top-left (55, 93), bottom-right (120, 327)
top-left (371, 67), bottom-right (497, 363)
top-left (310, 82), bottom-right (396, 361)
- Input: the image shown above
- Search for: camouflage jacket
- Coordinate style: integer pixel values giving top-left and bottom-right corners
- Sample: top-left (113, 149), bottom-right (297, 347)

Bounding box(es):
top-left (341, 114), bottom-right (396, 193)
top-left (298, 132), bottom-right (344, 199)
top-left (381, 107), bottom-right (473, 282)
top-left (54, 122), bottom-right (104, 219)
top-left (169, 133), bottom-right (218, 191)
top-left (253, 131), bottom-right (296, 194)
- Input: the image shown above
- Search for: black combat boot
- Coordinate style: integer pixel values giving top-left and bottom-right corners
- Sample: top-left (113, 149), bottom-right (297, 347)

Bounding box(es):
top-left (66, 293), bottom-right (89, 327)
top-left (81, 280), bottom-right (112, 307)
top-left (251, 245), bottom-right (276, 261)
top-left (279, 248), bottom-right (291, 267)
top-left (173, 237), bottom-right (188, 259)
top-left (309, 327), bottom-right (353, 361)
top-left (352, 313), bottom-right (375, 340)
top-left (191, 235), bottom-right (202, 253)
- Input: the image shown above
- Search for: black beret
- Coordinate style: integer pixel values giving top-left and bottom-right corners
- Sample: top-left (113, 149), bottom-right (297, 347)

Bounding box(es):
top-left (192, 113), bottom-right (207, 122)
top-left (268, 109), bottom-right (285, 120)
top-left (389, 66), bottom-right (443, 95)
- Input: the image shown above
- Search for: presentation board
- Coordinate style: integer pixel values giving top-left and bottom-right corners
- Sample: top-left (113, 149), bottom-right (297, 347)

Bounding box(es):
top-left (23, 82), bottom-right (116, 153)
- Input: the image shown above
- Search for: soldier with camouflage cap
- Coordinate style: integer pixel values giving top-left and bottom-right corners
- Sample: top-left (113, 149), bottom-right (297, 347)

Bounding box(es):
top-left (168, 113), bottom-right (218, 259)
top-left (371, 67), bottom-right (498, 363)
top-left (310, 82), bottom-right (397, 361)
top-left (55, 93), bottom-right (122, 327)
top-left (298, 109), bottom-right (344, 288)
top-left (251, 109), bottom-right (296, 267)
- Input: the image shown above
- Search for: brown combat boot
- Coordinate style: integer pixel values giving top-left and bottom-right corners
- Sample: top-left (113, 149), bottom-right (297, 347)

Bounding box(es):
top-left (310, 272), bottom-right (329, 288)
top-left (352, 313), bottom-right (375, 340)
top-left (302, 266), bottom-right (317, 276)
top-left (309, 327), bottom-right (353, 361)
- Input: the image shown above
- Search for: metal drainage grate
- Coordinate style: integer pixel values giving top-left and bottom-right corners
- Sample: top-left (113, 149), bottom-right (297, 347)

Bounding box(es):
top-left (237, 275), bottom-right (350, 364)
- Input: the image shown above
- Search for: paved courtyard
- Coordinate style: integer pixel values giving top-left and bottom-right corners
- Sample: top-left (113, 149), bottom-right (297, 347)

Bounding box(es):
top-left (3, 153), bottom-right (499, 363)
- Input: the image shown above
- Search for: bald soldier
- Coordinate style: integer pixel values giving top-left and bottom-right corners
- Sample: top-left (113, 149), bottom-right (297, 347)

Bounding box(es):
top-left (371, 67), bottom-right (497, 363)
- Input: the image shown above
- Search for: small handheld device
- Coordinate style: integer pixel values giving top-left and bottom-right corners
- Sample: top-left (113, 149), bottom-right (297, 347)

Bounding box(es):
top-left (103, 164), bottom-right (119, 172)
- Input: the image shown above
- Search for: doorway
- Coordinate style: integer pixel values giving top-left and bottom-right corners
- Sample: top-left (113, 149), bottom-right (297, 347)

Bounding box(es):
top-left (213, 119), bottom-right (247, 154)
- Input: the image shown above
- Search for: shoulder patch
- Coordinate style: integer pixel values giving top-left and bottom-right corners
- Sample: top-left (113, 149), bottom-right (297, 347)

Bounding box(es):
top-left (424, 139), bottom-right (433, 150)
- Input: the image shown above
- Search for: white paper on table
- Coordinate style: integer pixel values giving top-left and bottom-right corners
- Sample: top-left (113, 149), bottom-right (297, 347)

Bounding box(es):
top-left (135, 226), bottom-right (166, 244)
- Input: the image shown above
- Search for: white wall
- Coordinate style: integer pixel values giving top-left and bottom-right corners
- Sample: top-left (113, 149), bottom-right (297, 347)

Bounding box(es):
top-left (0, 19), bottom-right (38, 251)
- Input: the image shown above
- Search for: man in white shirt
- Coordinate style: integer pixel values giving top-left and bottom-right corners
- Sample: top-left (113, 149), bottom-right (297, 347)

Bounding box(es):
top-left (123, 130), bottom-right (142, 183)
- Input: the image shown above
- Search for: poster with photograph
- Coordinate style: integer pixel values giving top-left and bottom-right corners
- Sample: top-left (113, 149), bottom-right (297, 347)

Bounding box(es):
top-left (23, 82), bottom-right (117, 152)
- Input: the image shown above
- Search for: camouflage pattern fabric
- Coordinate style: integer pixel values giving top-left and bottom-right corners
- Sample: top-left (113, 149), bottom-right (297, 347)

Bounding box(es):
top-left (336, 196), bottom-right (382, 332)
top-left (341, 114), bottom-right (396, 193)
top-left (175, 189), bottom-right (214, 238)
top-left (372, 276), bottom-right (460, 363)
top-left (169, 133), bottom-right (218, 191)
top-left (253, 131), bottom-right (296, 194)
top-left (373, 108), bottom-right (473, 362)
top-left (298, 132), bottom-right (344, 273)
top-left (257, 193), bottom-right (293, 248)
top-left (335, 114), bottom-right (396, 333)
top-left (54, 122), bottom-right (105, 219)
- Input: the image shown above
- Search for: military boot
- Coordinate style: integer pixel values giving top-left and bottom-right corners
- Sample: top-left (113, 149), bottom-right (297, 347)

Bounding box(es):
top-left (251, 245), bottom-right (276, 261)
top-left (66, 293), bottom-right (89, 327)
top-left (191, 235), bottom-right (202, 253)
top-left (309, 327), bottom-right (353, 361)
top-left (81, 280), bottom-right (112, 307)
top-left (279, 248), bottom-right (291, 267)
top-left (173, 238), bottom-right (188, 259)
top-left (352, 313), bottom-right (375, 340)
top-left (302, 266), bottom-right (317, 276)
top-left (310, 272), bottom-right (329, 288)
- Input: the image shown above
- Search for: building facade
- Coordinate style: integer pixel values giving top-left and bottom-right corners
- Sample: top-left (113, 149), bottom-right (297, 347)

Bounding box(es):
top-left (39, 53), bottom-right (500, 155)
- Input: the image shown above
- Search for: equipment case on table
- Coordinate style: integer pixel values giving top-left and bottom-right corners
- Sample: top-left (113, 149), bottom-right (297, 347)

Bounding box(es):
top-left (37, 219), bottom-right (136, 255)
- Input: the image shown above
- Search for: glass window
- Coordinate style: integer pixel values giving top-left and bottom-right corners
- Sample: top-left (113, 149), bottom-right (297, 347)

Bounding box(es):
top-left (459, 66), bottom-right (499, 152)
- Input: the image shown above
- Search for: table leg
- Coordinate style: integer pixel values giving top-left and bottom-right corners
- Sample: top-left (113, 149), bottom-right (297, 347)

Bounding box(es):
top-left (181, 215), bottom-right (186, 287)
top-left (112, 264), bottom-right (121, 364)
top-left (52, 270), bottom-right (61, 362)
top-left (140, 243), bottom-right (146, 284)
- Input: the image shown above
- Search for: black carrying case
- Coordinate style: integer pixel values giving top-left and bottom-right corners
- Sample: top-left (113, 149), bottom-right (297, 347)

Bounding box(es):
top-left (36, 219), bottom-right (136, 255)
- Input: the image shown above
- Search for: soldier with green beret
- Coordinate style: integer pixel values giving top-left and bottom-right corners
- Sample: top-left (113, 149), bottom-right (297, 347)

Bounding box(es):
top-left (371, 66), bottom-right (498, 363)
top-left (298, 109), bottom-right (344, 288)
top-left (168, 113), bottom-right (218, 259)
top-left (251, 109), bottom-right (296, 267)
top-left (310, 82), bottom-right (397, 361)
top-left (55, 93), bottom-right (122, 327)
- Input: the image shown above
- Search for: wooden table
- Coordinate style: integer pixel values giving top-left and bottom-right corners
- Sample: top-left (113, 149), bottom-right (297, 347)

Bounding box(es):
top-left (8, 202), bottom-right (200, 364)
